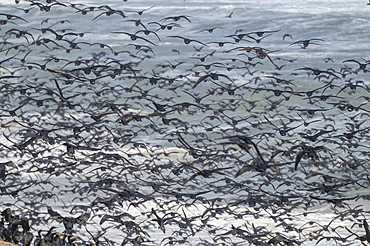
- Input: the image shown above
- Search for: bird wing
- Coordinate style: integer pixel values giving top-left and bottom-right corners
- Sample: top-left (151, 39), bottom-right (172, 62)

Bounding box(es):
top-left (75, 212), bottom-right (90, 225)
top-left (192, 74), bottom-right (210, 89)
top-left (295, 151), bottom-right (305, 171)
top-left (364, 219), bottom-right (370, 241)
top-left (47, 206), bottom-right (64, 222)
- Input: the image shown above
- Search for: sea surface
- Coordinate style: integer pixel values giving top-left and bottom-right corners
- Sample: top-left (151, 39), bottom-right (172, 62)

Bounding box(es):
top-left (0, 0), bottom-right (370, 245)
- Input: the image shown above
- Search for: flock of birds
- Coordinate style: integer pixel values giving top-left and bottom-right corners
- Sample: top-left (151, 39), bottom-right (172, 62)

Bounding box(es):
top-left (1, 0), bottom-right (370, 246)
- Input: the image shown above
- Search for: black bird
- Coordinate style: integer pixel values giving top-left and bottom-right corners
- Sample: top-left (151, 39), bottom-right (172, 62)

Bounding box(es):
top-left (167, 35), bottom-right (207, 46)
top-left (0, 161), bottom-right (17, 181)
top-left (0, 13), bottom-right (28, 22)
top-left (148, 21), bottom-right (182, 31)
top-left (357, 219), bottom-right (370, 243)
top-left (283, 144), bottom-right (330, 170)
top-left (192, 72), bottom-right (234, 89)
top-left (343, 59), bottom-right (369, 73)
top-left (299, 129), bottom-right (334, 142)
top-left (92, 5), bottom-right (126, 20)
top-left (5, 29), bottom-right (35, 43)
top-left (125, 5), bottom-right (155, 15)
top-left (226, 10), bottom-right (234, 18)
top-left (295, 66), bottom-right (341, 78)
top-left (197, 27), bottom-right (223, 33)
top-left (184, 165), bottom-right (233, 183)
top-left (160, 15), bottom-right (191, 23)
top-left (47, 207), bottom-right (90, 234)
top-left (111, 31), bottom-right (157, 46)
top-left (289, 38), bottom-right (324, 49)
top-left (125, 19), bottom-right (147, 29)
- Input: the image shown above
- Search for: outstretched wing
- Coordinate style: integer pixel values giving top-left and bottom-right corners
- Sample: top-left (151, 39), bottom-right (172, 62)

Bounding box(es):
top-left (75, 212), bottom-right (90, 225)
top-left (364, 219), bottom-right (370, 242)
top-left (47, 206), bottom-right (64, 222)
top-left (295, 151), bottom-right (305, 171)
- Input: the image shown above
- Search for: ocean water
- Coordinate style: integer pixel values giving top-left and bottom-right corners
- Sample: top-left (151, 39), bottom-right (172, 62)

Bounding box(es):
top-left (0, 0), bottom-right (370, 246)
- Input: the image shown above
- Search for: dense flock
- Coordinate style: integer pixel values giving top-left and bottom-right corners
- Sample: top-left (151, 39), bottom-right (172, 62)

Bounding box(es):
top-left (1, 0), bottom-right (370, 246)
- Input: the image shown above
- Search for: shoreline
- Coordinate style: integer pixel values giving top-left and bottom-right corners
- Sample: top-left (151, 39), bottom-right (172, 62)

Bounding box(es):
top-left (0, 240), bottom-right (17, 246)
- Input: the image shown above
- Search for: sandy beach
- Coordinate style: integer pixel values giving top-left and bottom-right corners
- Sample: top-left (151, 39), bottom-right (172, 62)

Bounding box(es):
top-left (0, 240), bottom-right (17, 246)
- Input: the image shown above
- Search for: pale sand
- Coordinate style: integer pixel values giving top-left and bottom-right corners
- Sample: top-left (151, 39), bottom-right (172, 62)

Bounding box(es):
top-left (0, 240), bottom-right (17, 246)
